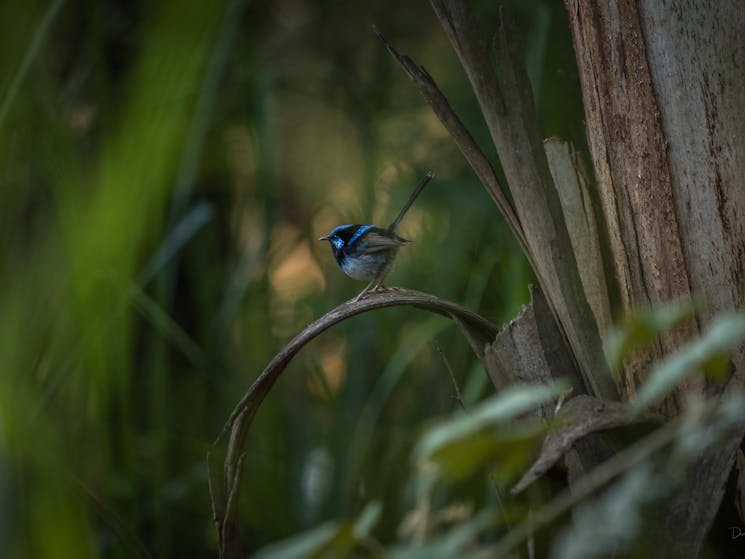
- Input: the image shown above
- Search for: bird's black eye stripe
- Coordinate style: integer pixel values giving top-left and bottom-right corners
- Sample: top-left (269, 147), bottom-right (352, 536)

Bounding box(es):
top-left (328, 224), bottom-right (366, 245)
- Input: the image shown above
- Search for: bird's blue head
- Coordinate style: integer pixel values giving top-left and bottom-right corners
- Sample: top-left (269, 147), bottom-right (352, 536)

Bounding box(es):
top-left (319, 224), bottom-right (374, 254)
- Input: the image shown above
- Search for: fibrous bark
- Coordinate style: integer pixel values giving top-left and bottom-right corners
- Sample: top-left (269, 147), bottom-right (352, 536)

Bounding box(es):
top-left (565, 1), bottom-right (745, 555)
top-left (428, 0), bottom-right (618, 401)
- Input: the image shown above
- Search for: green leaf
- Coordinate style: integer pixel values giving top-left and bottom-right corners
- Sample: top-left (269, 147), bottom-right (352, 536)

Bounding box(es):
top-left (605, 299), bottom-right (696, 370)
top-left (252, 502), bottom-right (382, 559)
top-left (415, 382), bottom-right (566, 481)
top-left (553, 462), bottom-right (661, 559)
top-left (389, 509), bottom-right (498, 559)
top-left (353, 501), bottom-right (382, 539)
top-left (252, 521), bottom-right (343, 559)
top-left (427, 423), bottom-right (545, 483)
top-left (633, 313), bottom-right (745, 411)
top-left (700, 351), bottom-right (731, 382)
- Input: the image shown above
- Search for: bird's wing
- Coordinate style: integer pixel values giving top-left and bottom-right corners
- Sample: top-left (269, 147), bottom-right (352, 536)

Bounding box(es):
top-left (360, 230), bottom-right (408, 253)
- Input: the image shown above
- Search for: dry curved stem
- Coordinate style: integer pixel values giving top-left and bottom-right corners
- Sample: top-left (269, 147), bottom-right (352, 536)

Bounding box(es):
top-left (376, 13), bottom-right (617, 402)
top-left (209, 287), bottom-right (498, 557)
top-left (373, 26), bottom-right (530, 261)
top-left (489, 418), bottom-right (682, 558)
top-left (511, 395), bottom-right (664, 494)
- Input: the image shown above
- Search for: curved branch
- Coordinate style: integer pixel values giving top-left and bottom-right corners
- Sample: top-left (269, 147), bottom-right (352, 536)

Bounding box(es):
top-left (215, 288), bottom-right (497, 445)
top-left (210, 288), bottom-right (498, 557)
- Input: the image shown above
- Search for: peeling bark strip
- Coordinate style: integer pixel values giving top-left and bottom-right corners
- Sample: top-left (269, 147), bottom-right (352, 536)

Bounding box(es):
top-left (545, 138), bottom-right (613, 335)
top-left (565, 1), bottom-right (745, 556)
top-left (512, 395), bottom-right (663, 495)
top-left (564, 0), bottom-right (692, 311)
top-left (638, 3), bottom-right (745, 556)
top-left (638, 0), bottom-right (745, 384)
top-left (564, 0), bottom-right (699, 403)
top-left (373, 27), bottom-right (529, 258)
top-left (429, 0), bottom-right (617, 400)
top-left (485, 286), bottom-right (584, 399)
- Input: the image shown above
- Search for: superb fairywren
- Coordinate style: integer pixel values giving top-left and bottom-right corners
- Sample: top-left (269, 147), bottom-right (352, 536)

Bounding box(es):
top-left (320, 171), bottom-right (434, 300)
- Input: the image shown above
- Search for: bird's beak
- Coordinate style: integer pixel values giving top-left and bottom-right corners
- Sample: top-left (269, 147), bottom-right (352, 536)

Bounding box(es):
top-left (319, 236), bottom-right (328, 241)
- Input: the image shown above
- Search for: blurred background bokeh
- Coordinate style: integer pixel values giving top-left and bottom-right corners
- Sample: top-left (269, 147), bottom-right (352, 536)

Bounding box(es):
top-left (0, 0), bottom-right (586, 556)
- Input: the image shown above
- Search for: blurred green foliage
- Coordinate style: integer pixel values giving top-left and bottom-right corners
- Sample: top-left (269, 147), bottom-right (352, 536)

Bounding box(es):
top-left (414, 382), bottom-right (566, 483)
top-left (605, 299), bottom-right (696, 372)
top-left (632, 312), bottom-right (745, 411)
top-left (252, 313), bottom-right (745, 558)
top-left (0, 0), bottom-right (585, 557)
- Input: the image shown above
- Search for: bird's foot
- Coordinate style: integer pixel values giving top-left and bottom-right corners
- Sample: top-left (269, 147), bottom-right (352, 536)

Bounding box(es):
top-left (353, 282), bottom-right (395, 302)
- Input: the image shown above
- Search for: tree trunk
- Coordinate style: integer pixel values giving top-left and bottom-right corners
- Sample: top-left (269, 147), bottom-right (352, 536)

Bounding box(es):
top-left (415, 1), bottom-right (745, 556)
top-left (565, 1), bottom-right (745, 555)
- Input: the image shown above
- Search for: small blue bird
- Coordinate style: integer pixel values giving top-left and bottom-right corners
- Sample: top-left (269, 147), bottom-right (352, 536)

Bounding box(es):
top-left (320, 171), bottom-right (434, 300)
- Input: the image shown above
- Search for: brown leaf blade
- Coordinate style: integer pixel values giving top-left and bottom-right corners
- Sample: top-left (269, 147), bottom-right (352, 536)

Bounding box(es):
top-left (511, 395), bottom-right (662, 494)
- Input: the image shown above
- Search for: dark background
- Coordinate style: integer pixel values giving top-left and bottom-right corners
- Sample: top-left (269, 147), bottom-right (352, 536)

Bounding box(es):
top-left (0, 0), bottom-right (586, 556)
